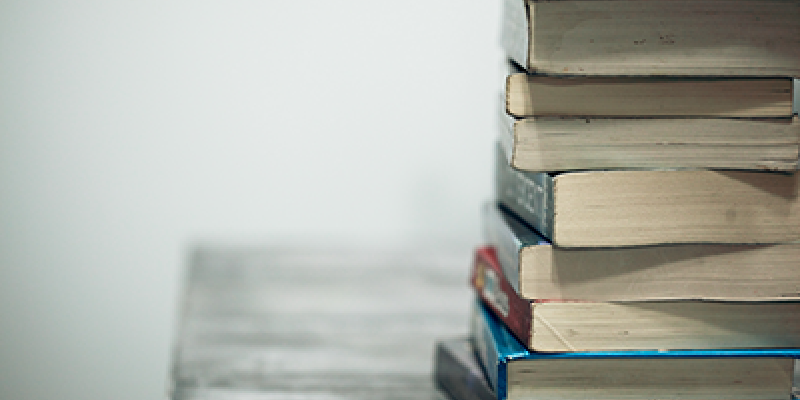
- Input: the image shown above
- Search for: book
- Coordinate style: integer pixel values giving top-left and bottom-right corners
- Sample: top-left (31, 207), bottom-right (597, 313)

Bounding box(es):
top-left (471, 245), bottom-right (800, 352)
top-left (469, 298), bottom-right (798, 400)
top-left (501, 0), bottom-right (800, 77)
top-left (433, 337), bottom-right (494, 400)
top-left (494, 142), bottom-right (800, 247)
top-left (499, 107), bottom-right (800, 172)
top-left (504, 73), bottom-right (794, 118)
top-left (483, 202), bottom-right (800, 301)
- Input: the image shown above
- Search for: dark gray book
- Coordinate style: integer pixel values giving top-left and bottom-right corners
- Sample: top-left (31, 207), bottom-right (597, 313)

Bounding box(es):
top-left (494, 142), bottom-right (800, 247)
top-left (433, 338), bottom-right (494, 400)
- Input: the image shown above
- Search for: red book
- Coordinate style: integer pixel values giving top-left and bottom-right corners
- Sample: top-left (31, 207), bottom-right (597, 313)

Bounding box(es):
top-left (470, 246), bottom-right (534, 349)
top-left (469, 246), bottom-right (800, 352)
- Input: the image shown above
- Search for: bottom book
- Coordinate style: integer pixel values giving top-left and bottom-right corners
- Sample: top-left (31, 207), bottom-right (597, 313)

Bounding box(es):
top-left (471, 298), bottom-right (800, 400)
top-left (433, 337), bottom-right (494, 400)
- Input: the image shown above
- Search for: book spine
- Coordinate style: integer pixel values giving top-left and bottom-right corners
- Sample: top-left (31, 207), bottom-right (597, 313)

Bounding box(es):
top-left (469, 299), bottom-right (508, 400)
top-left (471, 247), bottom-right (534, 350)
top-left (494, 142), bottom-right (555, 241)
top-left (501, 0), bottom-right (529, 72)
top-left (433, 339), bottom-right (495, 400)
top-left (497, 98), bottom-right (516, 168)
top-left (482, 203), bottom-right (524, 292)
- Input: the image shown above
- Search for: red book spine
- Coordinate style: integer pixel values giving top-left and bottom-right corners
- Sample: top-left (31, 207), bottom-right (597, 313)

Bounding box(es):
top-left (470, 246), bottom-right (533, 349)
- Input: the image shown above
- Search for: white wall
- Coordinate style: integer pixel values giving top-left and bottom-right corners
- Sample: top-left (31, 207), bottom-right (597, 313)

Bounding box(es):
top-left (0, 1), bottom-right (499, 399)
top-left (1, 2), bottom-right (798, 400)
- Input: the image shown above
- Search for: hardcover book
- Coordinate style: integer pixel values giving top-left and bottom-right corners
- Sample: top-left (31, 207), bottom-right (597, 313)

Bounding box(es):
top-left (495, 142), bottom-right (800, 247)
top-left (470, 298), bottom-right (799, 400)
top-left (482, 202), bottom-right (800, 301)
top-left (501, 0), bottom-right (800, 77)
top-left (433, 337), bottom-right (494, 400)
top-left (471, 245), bottom-right (800, 352)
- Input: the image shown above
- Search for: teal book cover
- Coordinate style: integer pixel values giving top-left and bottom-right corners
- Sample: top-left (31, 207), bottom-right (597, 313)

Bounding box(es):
top-left (470, 298), bottom-right (800, 400)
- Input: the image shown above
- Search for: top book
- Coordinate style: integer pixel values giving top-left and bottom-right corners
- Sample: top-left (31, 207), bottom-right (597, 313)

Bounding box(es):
top-left (502, 0), bottom-right (800, 77)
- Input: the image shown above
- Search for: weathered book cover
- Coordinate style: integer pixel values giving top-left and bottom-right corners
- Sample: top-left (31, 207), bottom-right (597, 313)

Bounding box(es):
top-left (493, 142), bottom-right (555, 243)
top-left (470, 298), bottom-right (799, 400)
top-left (433, 337), bottom-right (494, 400)
top-left (470, 246), bottom-right (534, 350)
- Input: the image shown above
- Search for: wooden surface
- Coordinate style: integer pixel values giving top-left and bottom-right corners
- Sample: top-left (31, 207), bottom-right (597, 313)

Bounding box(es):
top-left (170, 247), bottom-right (472, 400)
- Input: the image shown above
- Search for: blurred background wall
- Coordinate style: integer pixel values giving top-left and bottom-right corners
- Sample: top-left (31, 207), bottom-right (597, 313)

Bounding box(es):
top-left (0, 1), bottom-right (499, 399)
top-left (1, 2), bottom-right (798, 400)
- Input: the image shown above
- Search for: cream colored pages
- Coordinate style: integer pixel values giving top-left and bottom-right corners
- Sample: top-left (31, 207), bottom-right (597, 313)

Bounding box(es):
top-left (524, 0), bottom-right (800, 76)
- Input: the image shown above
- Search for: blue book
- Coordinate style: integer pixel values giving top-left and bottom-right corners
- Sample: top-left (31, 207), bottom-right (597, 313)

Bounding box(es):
top-left (470, 298), bottom-right (799, 400)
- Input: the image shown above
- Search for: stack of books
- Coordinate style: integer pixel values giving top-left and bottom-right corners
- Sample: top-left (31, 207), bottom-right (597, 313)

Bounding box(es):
top-left (434, 0), bottom-right (800, 399)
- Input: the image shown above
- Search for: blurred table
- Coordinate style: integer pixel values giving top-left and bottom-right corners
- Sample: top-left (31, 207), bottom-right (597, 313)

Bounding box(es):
top-left (170, 247), bottom-right (472, 400)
